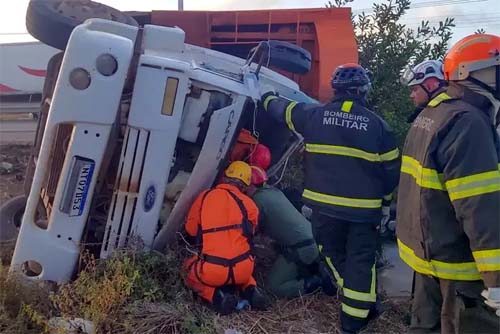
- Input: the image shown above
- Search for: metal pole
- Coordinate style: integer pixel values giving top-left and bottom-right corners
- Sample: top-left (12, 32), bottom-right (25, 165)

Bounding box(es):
top-left (178, 0), bottom-right (183, 10)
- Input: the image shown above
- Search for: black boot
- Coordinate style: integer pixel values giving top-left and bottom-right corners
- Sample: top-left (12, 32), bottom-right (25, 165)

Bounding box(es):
top-left (212, 288), bottom-right (238, 315)
top-left (303, 275), bottom-right (322, 294)
top-left (367, 300), bottom-right (385, 321)
top-left (241, 286), bottom-right (271, 311)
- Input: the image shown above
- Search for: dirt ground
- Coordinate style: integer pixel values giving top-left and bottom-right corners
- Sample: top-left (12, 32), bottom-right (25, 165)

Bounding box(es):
top-left (0, 144), bottom-right (31, 204)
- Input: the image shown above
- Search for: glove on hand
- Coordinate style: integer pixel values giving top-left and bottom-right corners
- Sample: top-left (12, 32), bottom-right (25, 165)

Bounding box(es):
top-left (482, 288), bottom-right (500, 317)
top-left (301, 205), bottom-right (313, 220)
top-left (380, 206), bottom-right (391, 232)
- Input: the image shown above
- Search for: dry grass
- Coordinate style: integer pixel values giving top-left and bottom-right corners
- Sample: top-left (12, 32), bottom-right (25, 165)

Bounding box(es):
top-left (0, 238), bottom-right (410, 334)
top-left (0, 264), bottom-right (55, 334)
top-left (128, 291), bottom-right (410, 334)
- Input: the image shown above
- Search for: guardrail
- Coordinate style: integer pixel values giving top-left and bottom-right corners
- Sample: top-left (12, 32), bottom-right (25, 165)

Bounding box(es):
top-left (0, 102), bottom-right (40, 114)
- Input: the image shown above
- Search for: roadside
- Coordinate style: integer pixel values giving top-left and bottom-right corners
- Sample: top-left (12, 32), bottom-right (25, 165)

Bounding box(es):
top-left (0, 144), bottom-right (411, 333)
top-left (0, 144), bottom-right (30, 204)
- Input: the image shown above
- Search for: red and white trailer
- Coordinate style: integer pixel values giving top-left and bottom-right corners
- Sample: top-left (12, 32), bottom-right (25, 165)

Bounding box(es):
top-left (0, 41), bottom-right (58, 96)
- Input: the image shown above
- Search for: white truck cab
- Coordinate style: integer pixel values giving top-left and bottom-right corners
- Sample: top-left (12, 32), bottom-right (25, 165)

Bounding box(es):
top-left (9, 17), bottom-right (313, 283)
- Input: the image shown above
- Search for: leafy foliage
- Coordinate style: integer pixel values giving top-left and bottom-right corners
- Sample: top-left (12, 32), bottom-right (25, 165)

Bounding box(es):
top-left (327, 0), bottom-right (455, 143)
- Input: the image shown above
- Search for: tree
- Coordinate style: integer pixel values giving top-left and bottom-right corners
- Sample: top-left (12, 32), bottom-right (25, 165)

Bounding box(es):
top-left (327, 0), bottom-right (455, 144)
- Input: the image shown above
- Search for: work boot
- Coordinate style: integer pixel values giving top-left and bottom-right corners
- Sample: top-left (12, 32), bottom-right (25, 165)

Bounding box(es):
top-left (303, 275), bottom-right (322, 294)
top-left (367, 300), bottom-right (385, 321)
top-left (241, 286), bottom-right (271, 311)
top-left (212, 288), bottom-right (238, 315)
top-left (341, 302), bottom-right (384, 334)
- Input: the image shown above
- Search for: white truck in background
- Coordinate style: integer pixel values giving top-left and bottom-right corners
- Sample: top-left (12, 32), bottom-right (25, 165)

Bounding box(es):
top-left (0, 42), bottom-right (58, 96)
top-left (0, 42), bottom-right (58, 119)
top-left (3, 0), bottom-right (313, 284)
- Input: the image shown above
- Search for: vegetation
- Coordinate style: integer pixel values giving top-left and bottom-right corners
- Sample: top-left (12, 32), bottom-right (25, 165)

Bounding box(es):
top-left (327, 0), bottom-right (455, 143)
top-left (0, 243), bottom-right (410, 333)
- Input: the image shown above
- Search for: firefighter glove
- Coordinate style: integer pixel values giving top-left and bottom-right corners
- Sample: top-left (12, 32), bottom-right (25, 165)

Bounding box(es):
top-left (380, 206), bottom-right (391, 232)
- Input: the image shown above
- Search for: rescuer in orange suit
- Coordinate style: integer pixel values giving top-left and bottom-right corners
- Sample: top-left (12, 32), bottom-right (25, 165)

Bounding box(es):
top-left (183, 161), bottom-right (270, 315)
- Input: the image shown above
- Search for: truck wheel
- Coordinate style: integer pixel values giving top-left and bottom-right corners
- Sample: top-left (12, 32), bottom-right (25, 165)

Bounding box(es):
top-left (26, 0), bottom-right (138, 50)
top-left (265, 40), bottom-right (312, 74)
top-left (0, 195), bottom-right (27, 242)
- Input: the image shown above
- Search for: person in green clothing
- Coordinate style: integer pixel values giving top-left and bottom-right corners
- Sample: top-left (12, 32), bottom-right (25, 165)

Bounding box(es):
top-left (247, 166), bottom-right (335, 298)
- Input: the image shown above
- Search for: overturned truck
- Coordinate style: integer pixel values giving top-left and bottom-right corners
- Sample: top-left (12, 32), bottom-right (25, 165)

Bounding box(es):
top-left (4, 0), bottom-right (324, 283)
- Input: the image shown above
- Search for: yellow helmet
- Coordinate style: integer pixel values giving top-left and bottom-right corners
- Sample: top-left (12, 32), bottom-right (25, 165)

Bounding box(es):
top-left (224, 161), bottom-right (252, 186)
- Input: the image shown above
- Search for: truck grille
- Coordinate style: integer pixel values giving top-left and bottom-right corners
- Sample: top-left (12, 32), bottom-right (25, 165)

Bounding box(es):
top-left (101, 127), bottom-right (150, 256)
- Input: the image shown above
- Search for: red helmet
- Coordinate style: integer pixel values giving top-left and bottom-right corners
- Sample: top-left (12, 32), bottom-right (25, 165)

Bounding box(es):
top-left (251, 166), bottom-right (268, 186)
top-left (249, 144), bottom-right (271, 170)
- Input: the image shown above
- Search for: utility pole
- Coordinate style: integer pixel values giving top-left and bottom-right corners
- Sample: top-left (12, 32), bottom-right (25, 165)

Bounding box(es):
top-left (178, 0), bottom-right (183, 10)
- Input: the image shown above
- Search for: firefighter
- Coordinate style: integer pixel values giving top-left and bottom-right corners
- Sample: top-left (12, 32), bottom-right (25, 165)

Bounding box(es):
top-left (401, 60), bottom-right (448, 124)
top-left (247, 166), bottom-right (336, 298)
top-left (260, 63), bottom-right (401, 334)
top-left (183, 161), bottom-right (269, 315)
top-left (397, 34), bottom-right (500, 333)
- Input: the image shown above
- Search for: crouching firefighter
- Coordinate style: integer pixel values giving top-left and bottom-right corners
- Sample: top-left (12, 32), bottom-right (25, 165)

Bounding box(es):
top-left (183, 161), bottom-right (270, 315)
top-left (247, 166), bottom-right (336, 298)
top-left (260, 63), bottom-right (401, 334)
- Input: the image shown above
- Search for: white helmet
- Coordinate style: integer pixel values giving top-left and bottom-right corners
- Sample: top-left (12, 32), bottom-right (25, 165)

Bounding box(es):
top-left (401, 60), bottom-right (445, 87)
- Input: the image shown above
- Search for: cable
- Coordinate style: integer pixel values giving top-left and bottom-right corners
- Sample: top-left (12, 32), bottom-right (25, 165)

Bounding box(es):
top-left (353, 0), bottom-right (488, 14)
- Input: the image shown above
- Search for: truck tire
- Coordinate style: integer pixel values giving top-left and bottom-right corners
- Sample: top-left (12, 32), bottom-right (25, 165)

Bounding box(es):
top-left (0, 195), bottom-right (27, 242)
top-left (26, 0), bottom-right (138, 50)
top-left (266, 40), bottom-right (312, 74)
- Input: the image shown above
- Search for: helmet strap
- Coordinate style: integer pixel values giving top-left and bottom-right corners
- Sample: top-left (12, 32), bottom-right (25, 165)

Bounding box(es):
top-left (419, 84), bottom-right (433, 100)
top-left (420, 80), bottom-right (446, 100)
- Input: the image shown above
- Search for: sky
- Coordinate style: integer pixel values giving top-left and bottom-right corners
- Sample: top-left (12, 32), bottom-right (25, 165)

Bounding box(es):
top-left (0, 0), bottom-right (498, 44)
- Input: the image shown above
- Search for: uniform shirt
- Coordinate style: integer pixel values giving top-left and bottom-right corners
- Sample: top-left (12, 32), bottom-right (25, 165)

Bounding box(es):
top-left (263, 93), bottom-right (401, 223)
top-left (396, 86), bottom-right (500, 287)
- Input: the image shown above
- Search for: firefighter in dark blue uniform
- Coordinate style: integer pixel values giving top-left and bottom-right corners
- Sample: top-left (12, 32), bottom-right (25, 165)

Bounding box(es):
top-left (260, 63), bottom-right (401, 334)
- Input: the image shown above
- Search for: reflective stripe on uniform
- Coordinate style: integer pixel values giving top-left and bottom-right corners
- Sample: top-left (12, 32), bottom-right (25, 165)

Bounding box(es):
top-left (427, 92), bottom-right (452, 107)
top-left (285, 101), bottom-right (298, 131)
top-left (343, 265), bottom-right (377, 303)
top-left (318, 244), bottom-right (344, 287)
top-left (263, 95), bottom-right (278, 111)
top-left (342, 303), bottom-right (370, 318)
top-left (303, 189), bottom-right (382, 209)
top-left (341, 100), bottom-right (353, 112)
top-left (445, 166), bottom-right (500, 201)
top-left (401, 155), bottom-right (445, 190)
top-left (305, 144), bottom-right (399, 162)
top-left (380, 148), bottom-right (400, 161)
top-left (473, 249), bottom-right (500, 272)
top-left (397, 239), bottom-right (481, 280)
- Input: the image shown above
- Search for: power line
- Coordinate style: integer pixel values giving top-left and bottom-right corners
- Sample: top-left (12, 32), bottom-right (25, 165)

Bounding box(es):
top-left (353, 0), bottom-right (488, 14)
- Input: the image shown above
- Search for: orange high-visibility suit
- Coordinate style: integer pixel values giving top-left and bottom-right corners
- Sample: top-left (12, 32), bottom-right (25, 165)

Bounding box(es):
top-left (183, 183), bottom-right (259, 302)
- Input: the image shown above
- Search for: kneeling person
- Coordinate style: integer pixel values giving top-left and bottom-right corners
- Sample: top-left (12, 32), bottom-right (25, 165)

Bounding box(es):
top-left (183, 161), bottom-right (269, 314)
top-left (248, 166), bottom-right (334, 298)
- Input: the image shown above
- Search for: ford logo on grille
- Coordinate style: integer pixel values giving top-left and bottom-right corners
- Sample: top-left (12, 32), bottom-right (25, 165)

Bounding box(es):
top-left (144, 185), bottom-right (156, 212)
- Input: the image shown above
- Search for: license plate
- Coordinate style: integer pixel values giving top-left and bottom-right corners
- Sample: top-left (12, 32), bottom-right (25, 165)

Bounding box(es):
top-left (60, 157), bottom-right (95, 217)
